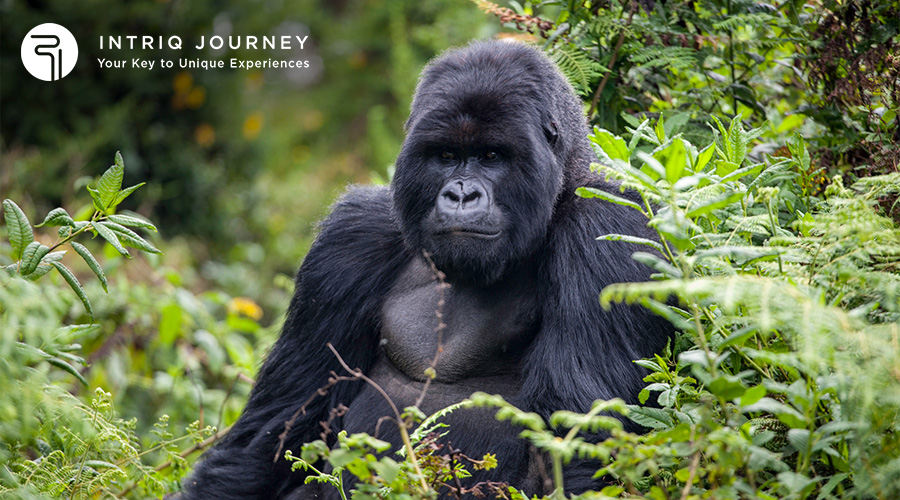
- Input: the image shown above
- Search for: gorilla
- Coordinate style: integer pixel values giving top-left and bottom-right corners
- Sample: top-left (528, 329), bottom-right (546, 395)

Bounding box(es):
top-left (180, 40), bottom-right (671, 499)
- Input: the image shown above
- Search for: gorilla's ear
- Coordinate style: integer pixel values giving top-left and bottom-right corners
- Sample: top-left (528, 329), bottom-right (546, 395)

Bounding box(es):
top-left (542, 112), bottom-right (559, 146)
top-left (544, 120), bottom-right (559, 146)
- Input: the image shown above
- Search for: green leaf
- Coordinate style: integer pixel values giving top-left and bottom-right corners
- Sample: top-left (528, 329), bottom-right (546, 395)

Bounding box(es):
top-left (663, 112), bottom-right (691, 137)
top-left (36, 207), bottom-right (75, 227)
top-left (654, 138), bottom-right (689, 184)
top-left (626, 405), bottom-right (673, 429)
top-left (788, 133), bottom-right (811, 171)
top-left (685, 190), bottom-right (745, 218)
top-left (741, 385), bottom-right (767, 406)
top-left (576, 187), bottom-right (643, 213)
top-left (87, 185), bottom-right (107, 214)
top-left (742, 397), bottom-right (807, 428)
top-left (159, 303), bottom-right (183, 345)
top-left (709, 375), bottom-right (747, 400)
top-left (591, 128), bottom-right (630, 162)
top-left (636, 152), bottom-right (665, 181)
top-left (627, 119), bottom-right (652, 151)
top-left (104, 221), bottom-right (162, 254)
top-left (3, 199), bottom-right (34, 260)
top-left (47, 357), bottom-right (88, 385)
top-left (71, 242), bottom-right (108, 292)
top-left (20, 242), bottom-right (51, 276)
top-left (96, 161), bottom-right (125, 209)
top-left (787, 428), bottom-right (811, 452)
top-left (50, 261), bottom-right (93, 317)
top-left (107, 213), bottom-right (157, 232)
top-left (694, 143), bottom-right (716, 172)
top-left (112, 183), bottom-right (146, 208)
top-left (25, 251), bottom-right (67, 280)
top-left (596, 234), bottom-right (664, 253)
top-left (92, 222), bottom-right (130, 257)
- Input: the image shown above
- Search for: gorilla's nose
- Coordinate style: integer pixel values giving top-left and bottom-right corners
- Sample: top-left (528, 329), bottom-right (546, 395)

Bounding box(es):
top-left (437, 179), bottom-right (489, 218)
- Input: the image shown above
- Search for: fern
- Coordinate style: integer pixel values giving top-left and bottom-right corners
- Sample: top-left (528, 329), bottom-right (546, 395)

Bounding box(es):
top-left (548, 44), bottom-right (605, 95)
top-left (629, 46), bottom-right (697, 71)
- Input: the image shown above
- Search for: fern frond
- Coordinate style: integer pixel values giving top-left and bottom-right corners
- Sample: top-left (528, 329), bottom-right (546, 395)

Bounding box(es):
top-left (630, 46), bottom-right (697, 72)
top-left (549, 44), bottom-right (605, 95)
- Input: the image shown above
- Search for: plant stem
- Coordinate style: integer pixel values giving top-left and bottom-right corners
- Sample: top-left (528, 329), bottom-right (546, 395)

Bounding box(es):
top-left (588, 0), bottom-right (636, 119)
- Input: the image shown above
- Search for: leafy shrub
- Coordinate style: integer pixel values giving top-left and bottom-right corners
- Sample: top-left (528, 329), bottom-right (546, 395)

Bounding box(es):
top-left (283, 115), bottom-right (899, 499)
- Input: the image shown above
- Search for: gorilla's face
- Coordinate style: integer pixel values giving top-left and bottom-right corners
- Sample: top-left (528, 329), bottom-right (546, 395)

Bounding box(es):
top-left (392, 48), bottom-right (566, 285)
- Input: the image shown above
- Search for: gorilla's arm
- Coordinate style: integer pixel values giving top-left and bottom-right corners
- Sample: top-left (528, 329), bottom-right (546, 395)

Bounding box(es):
top-left (181, 186), bottom-right (410, 500)
top-left (524, 178), bottom-right (670, 423)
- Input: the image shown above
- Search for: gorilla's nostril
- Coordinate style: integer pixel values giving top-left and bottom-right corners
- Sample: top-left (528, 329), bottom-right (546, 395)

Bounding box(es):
top-left (444, 191), bottom-right (461, 203)
top-left (462, 191), bottom-right (481, 204)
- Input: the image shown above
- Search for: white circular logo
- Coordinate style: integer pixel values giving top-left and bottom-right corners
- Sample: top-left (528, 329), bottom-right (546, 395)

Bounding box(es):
top-left (21, 23), bottom-right (79, 81)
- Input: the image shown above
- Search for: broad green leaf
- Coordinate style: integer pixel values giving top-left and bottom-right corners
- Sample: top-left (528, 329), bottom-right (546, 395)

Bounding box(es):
top-left (591, 128), bottom-right (630, 162)
top-left (107, 213), bottom-right (157, 232)
top-left (740, 385), bottom-right (767, 406)
top-left (72, 242), bottom-right (108, 292)
top-left (575, 187), bottom-right (643, 213)
top-left (20, 242), bottom-right (51, 275)
top-left (776, 114), bottom-right (804, 133)
top-left (787, 428), bottom-right (811, 452)
top-left (654, 138), bottom-right (689, 184)
top-left (93, 221), bottom-right (130, 256)
top-left (112, 183), bottom-right (146, 208)
top-left (159, 303), bottom-right (183, 346)
top-left (720, 162), bottom-right (766, 183)
top-left (50, 261), bottom-right (93, 317)
top-left (3, 199), bottom-right (34, 260)
top-left (597, 234), bottom-right (664, 253)
top-left (626, 405), bottom-right (673, 429)
top-left (716, 160), bottom-right (740, 177)
top-left (694, 143), bottom-right (716, 172)
top-left (96, 161), bottom-right (125, 209)
top-left (104, 221), bottom-right (162, 254)
top-left (25, 251), bottom-right (66, 280)
top-left (709, 375), bottom-right (747, 400)
top-left (663, 112), bottom-right (691, 137)
top-left (685, 190), bottom-right (745, 218)
top-left (36, 207), bottom-right (75, 227)
top-left (637, 152), bottom-right (665, 181)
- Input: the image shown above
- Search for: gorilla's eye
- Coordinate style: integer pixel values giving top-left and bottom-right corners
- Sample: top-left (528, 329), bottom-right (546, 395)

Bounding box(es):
top-left (440, 151), bottom-right (455, 160)
top-left (484, 151), bottom-right (499, 160)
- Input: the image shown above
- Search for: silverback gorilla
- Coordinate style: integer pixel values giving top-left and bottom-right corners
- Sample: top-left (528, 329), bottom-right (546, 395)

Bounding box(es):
top-left (181, 40), bottom-right (671, 498)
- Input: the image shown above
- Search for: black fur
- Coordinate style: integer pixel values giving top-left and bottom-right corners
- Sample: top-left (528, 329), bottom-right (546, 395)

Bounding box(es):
top-left (181, 40), bottom-right (671, 499)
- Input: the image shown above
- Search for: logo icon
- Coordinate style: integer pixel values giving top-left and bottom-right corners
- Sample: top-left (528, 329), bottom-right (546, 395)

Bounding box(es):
top-left (21, 23), bottom-right (79, 81)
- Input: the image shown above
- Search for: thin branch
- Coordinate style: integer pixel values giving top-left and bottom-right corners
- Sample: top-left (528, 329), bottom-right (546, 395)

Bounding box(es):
top-left (588, 1), bottom-right (637, 119)
top-left (413, 251), bottom-right (450, 410)
top-left (325, 343), bottom-right (430, 493)
top-left (273, 371), bottom-right (358, 462)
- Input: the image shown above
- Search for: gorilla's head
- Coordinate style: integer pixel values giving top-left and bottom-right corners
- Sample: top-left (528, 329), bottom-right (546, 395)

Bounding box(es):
top-left (392, 41), bottom-right (594, 285)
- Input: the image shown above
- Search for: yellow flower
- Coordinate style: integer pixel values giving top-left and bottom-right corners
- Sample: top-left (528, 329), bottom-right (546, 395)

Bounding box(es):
top-left (228, 297), bottom-right (263, 321)
top-left (243, 112), bottom-right (264, 140)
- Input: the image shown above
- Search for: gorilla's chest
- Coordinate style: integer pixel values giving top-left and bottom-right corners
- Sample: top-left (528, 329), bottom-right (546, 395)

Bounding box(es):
top-left (380, 257), bottom-right (540, 384)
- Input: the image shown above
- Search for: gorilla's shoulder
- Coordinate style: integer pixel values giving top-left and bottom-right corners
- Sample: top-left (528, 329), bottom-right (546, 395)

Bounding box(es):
top-left (320, 185), bottom-right (395, 230)
top-left (300, 185), bottom-right (408, 293)
top-left (546, 175), bottom-right (657, 284)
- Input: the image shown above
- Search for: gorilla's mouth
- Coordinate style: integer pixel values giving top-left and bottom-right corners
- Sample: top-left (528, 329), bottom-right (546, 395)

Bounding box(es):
top-left (434, 228), bottom-right (502, 239)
